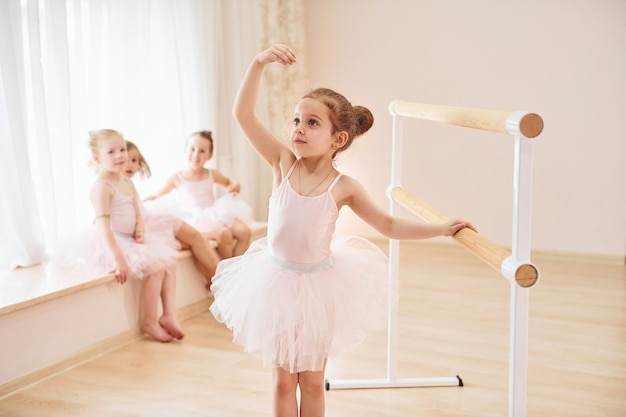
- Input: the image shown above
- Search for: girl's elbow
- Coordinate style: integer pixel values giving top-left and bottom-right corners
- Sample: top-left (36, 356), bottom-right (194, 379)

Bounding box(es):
top-left (233, 107), bottom-right (249, 124)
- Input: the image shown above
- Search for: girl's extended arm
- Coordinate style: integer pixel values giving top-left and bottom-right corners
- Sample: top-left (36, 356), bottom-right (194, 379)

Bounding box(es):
top-left (211, 169), bottom-right (240, 193)
top-left (91, 181), bottom-right (130, 284)
top-left (144, 173), bottom-right (178, 202)
top-left (337, 176), bottom-right (475, 240)
top-left (233, 44), bottom-right (297, 175)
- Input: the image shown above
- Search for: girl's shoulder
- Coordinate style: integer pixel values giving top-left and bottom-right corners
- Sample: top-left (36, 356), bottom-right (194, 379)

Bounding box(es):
top-left (276, 154), bottom-right (298, 184)
top-left (119, 176), bottom-right (136, 193)
top-left (91, 177), bottom-right (134, 197)
top-left (330, 173), bottom-right (367, 204)
top-left (91, 178), bottom-right (115, 193)
top-left (208, 168), bottom-right (228, 181)
top-left (90, 179), bottom-right (116, 203)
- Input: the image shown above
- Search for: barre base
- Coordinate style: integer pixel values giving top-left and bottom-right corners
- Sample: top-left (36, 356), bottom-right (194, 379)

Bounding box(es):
top-left (325, 375), bottom-right (463, 390)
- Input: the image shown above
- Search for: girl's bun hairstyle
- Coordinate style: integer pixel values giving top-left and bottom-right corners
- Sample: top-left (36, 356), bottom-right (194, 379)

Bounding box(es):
top-left (353, 105), bottom-right (374, 138)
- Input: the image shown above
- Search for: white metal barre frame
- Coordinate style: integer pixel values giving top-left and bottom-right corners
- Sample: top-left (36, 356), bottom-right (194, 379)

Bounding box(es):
top-left (326, 101), bottom-right (543, 417)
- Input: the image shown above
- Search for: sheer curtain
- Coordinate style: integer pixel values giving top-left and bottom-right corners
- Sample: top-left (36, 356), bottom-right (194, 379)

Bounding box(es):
top-left (219, 0), bottom-right (308, 221)
top-left (0, 0), bottom-right (304, 274)
top-left (0, 0), bottom-right (45, 273)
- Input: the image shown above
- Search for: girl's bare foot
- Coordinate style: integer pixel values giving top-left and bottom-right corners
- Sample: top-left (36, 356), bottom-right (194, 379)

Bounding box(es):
top-left (159, 315), bottom-right (185, 340)
top-left (141, 321), bottom-right (174, 342)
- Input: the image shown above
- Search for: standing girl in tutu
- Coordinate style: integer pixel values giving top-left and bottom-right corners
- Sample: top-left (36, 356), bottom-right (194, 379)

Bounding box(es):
top-left (124, 140), bottom-right (219, 288)
top-left (209, 44), bottom-right (476, 417)
top-left (59, 129), bottom-right (184, 342)
top-left (145, 130), bottom-right (252, 259)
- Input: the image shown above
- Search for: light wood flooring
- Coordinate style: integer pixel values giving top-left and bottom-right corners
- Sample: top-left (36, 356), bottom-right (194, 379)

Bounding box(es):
top-left (1, 242), bottom-right (624, 416)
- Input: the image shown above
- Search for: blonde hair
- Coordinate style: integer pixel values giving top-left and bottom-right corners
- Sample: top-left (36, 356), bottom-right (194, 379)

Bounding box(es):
top-left (87, 129), bottom-right (125, 172)
top-left (125, 140), bottom-right (152, 179)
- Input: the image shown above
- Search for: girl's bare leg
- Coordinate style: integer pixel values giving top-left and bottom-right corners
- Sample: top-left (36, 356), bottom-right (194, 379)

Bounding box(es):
top-left (175, 221), bottom-right (219, 285)
top-left (207, 226), bottom-right (234, 259)
top-left (141, 268), bottom-right (173, 342)
top-left (273, 366), bottom-right (299, 417)
top-left (158, 264), bottom-right (185, 340)
top-left (298, 362), bottom-right (327, 417)
top-left (230, 218), bottom-right (251, 256)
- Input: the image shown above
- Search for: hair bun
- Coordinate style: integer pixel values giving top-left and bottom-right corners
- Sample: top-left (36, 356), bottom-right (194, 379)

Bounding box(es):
top-left (353, 106), bottom-right (374, 137)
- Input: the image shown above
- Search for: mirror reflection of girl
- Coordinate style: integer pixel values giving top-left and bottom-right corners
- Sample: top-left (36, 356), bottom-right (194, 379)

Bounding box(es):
top-left (145, 131), bottom-right (253, 259)
top-left (124, 140), bottom-right (219, 289)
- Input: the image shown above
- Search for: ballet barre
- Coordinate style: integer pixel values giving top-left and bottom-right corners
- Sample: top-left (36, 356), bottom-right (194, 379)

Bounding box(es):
top-left (390, 101), bottom-right (544, 138)
top-left (388, 186), bottom-right (538, 288)
top-left (326, 100), bottom-right (543, 417)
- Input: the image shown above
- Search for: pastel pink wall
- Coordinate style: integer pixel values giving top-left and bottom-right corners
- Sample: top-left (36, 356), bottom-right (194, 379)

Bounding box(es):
top-left (305, 0), bottom-right (626, 257)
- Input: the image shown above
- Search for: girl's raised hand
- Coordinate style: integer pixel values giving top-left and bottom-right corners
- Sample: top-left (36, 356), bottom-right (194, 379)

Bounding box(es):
top-left (255, 44), bottom-right (296, 66)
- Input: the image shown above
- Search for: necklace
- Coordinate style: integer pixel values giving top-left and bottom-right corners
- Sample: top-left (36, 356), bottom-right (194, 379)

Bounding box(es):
top-left (298, 160), bottom-right (335, 197)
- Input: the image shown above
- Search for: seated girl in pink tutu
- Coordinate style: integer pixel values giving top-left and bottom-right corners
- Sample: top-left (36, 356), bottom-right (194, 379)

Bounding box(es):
top-left (145, 130), bottom-right (253, 259)
top-left (124, 140), bottom-right (219, 289)
top-left (50, 129), bottom-right (184, 342)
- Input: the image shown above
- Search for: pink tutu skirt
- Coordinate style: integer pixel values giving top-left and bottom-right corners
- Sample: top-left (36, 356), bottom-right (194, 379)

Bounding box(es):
top-left (179, 193), bottom-right (253, 233)
top-left (47, 224), bottom-right (179, 280)
top-left (141, 201), bottom-right (184, 242)
top-left (209, 235), bottom-right (397, 373)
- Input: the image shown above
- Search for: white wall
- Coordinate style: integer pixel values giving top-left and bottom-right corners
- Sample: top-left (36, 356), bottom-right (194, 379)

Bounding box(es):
top-left (304, 0), bottom-right (626, 257)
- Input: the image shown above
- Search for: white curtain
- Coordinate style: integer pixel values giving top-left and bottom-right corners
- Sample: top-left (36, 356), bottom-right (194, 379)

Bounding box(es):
top-left (218, 0), bottom-right (308, 221)
top-left (0, 0), bottom-right (45, 273)
top-left (0, 0), bottom-right (306, 274)
top-left (0, 0), bottom-right (271, 273)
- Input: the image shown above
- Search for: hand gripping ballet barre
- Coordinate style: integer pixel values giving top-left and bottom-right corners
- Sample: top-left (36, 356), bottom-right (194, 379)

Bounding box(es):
top-left (388, 186), bottom-right (538, 288)
top-left (326, 100), bottom-right (543, 417)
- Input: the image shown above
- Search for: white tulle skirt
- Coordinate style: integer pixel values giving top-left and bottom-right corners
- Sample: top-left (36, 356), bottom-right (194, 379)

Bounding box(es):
top-left (181, 194), bottom-right (253, 233)
top-left (47, 223), bottom-right (180, 280)
top-left (209, 235), bottom-right (397, 373)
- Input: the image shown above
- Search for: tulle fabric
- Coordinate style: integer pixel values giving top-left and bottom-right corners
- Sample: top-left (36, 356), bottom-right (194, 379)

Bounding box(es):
top-left (47, 224), bottom-right (179, 280)
top-left (178, 193), bottom-right (254, 232)
top-left (139, 197), bottom-right (183, 242)
top-left (209, 235), bottom-right (397, 373)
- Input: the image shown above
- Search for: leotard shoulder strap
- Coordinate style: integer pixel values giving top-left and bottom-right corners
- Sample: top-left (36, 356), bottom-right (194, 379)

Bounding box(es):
top-left (327, 171), bottom-right (342, 192)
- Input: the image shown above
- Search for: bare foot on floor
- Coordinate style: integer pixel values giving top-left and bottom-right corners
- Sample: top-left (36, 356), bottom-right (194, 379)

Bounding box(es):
top-left (159, 315), bottom-right (185, 340)
top-left (142, 321), bottom-right (174, 342)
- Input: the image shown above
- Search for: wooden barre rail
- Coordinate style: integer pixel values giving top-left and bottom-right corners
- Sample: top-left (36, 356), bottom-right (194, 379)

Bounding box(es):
top-left (389, 186), bottom-right (537, 288)
top-left (389, 100), bottom-right (544, 139)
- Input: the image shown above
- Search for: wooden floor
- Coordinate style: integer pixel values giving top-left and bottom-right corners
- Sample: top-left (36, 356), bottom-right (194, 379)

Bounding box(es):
top-left (1, 242), bottom-right (624, 416)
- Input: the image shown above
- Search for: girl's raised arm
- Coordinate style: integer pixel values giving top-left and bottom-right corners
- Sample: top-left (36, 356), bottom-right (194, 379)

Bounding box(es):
top-left (233, 44), bottom-right (297, 170)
